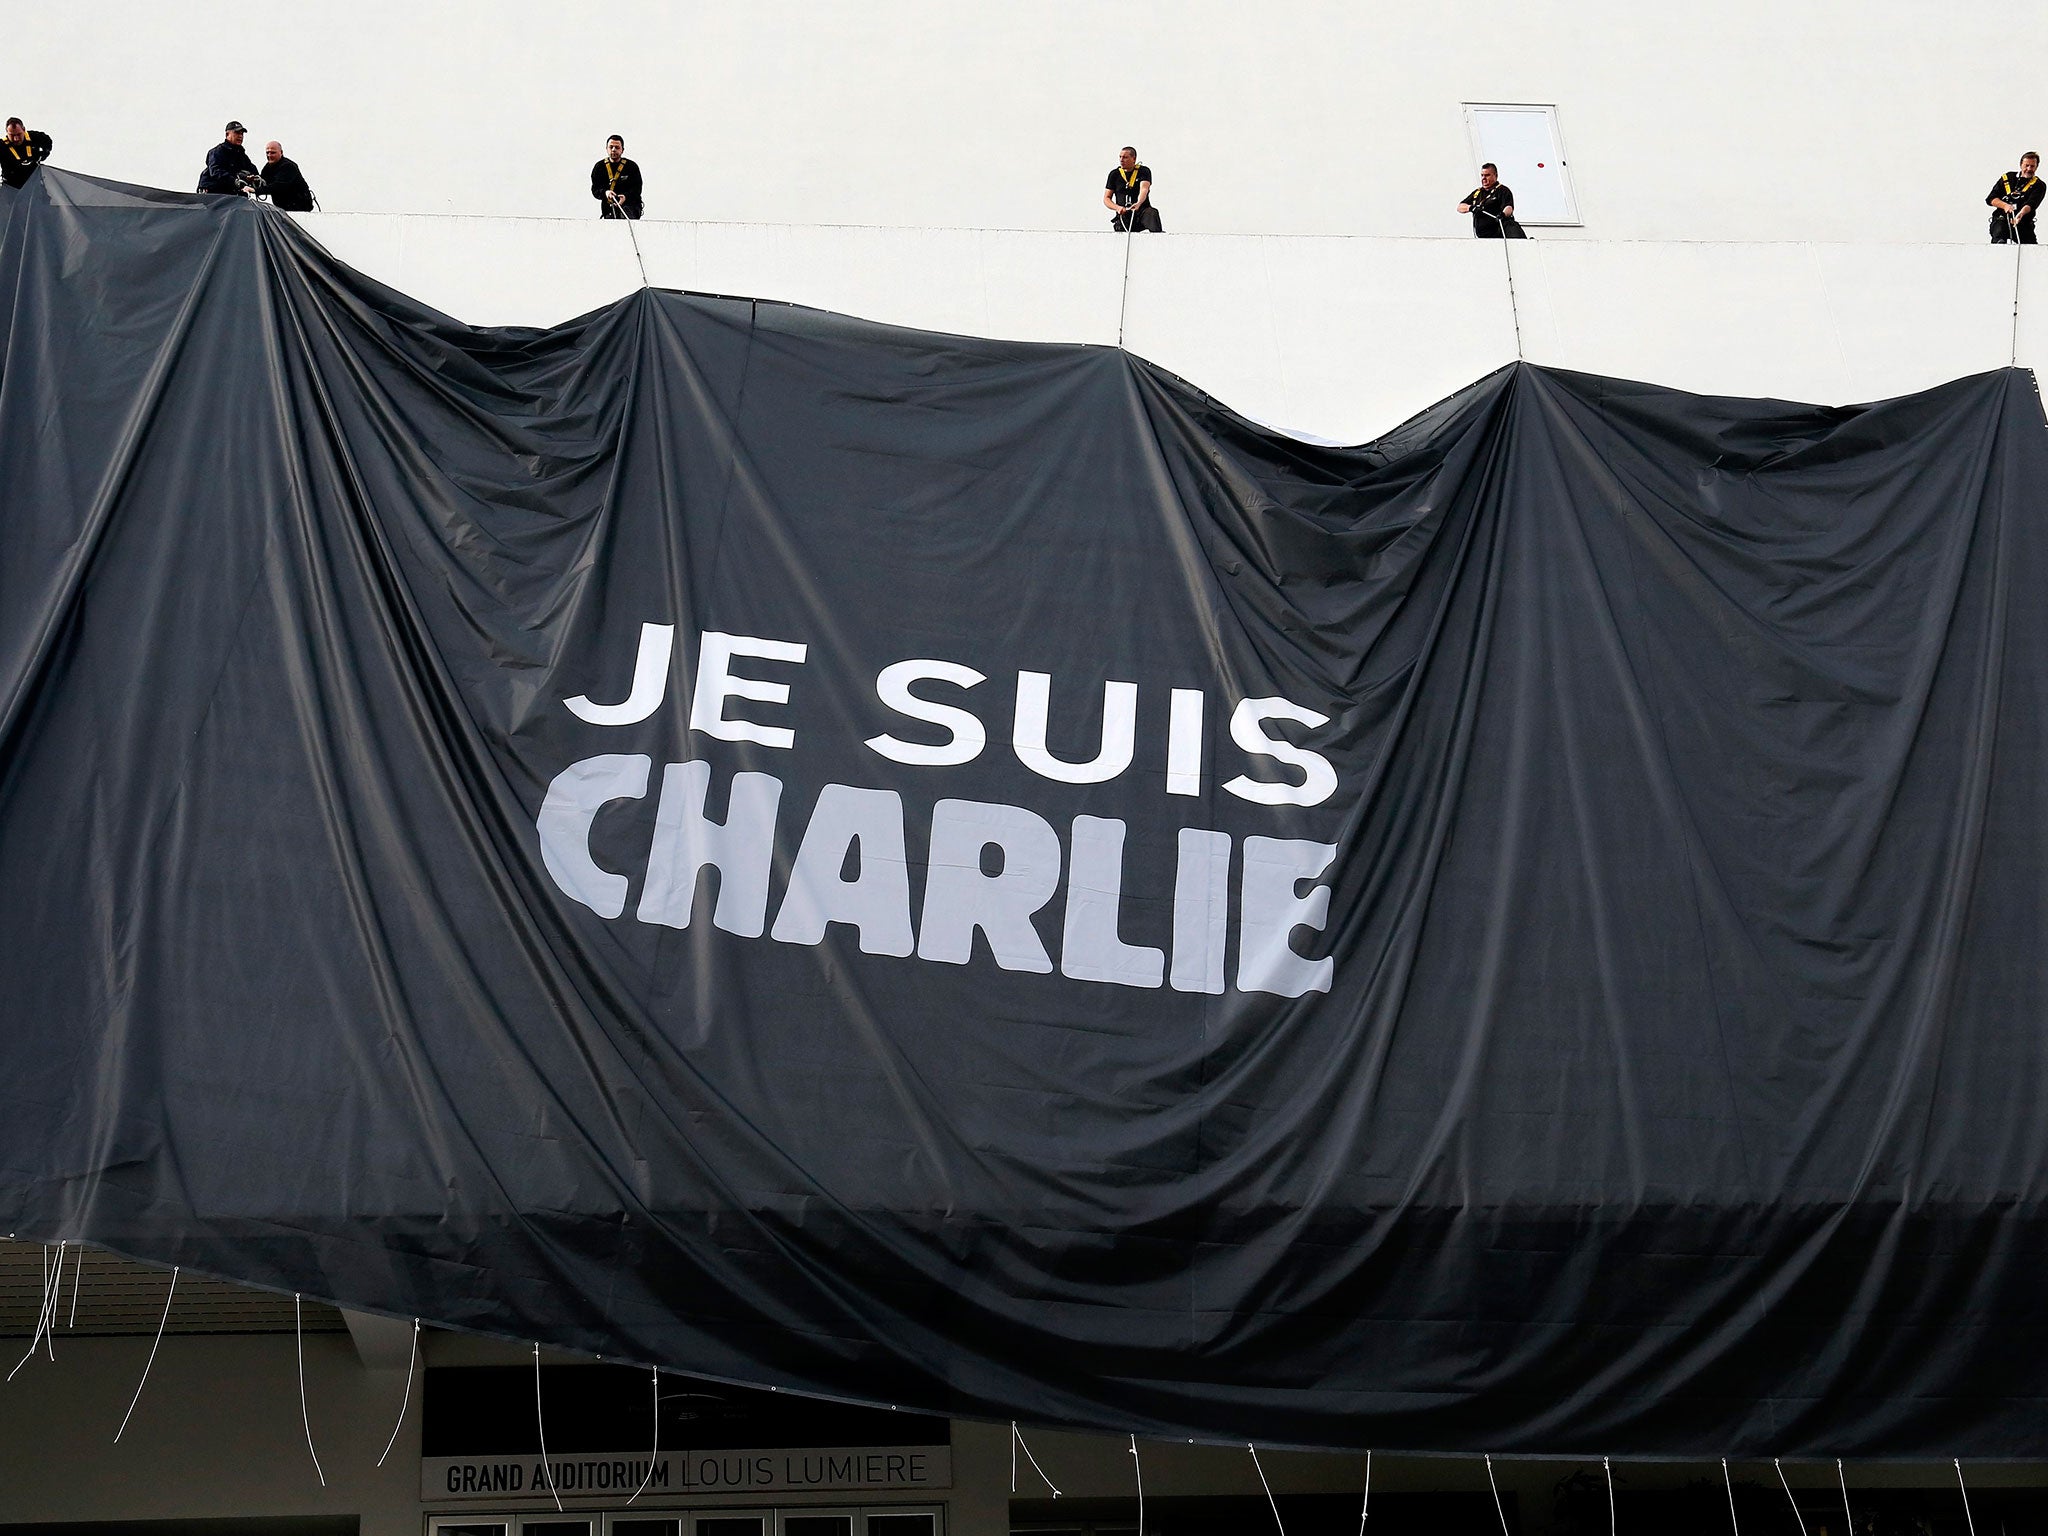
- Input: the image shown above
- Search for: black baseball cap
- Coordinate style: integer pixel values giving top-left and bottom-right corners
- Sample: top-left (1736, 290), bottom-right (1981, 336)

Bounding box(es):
top-left (225, 120), bottom-right (247, 133)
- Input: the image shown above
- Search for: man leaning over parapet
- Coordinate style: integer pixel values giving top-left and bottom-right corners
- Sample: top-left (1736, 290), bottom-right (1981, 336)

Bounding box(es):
top-left (199, 121), bottom-right (263, 197)
top-left (1104, 146), bottom-right (1161, 232)
top-left (1458, 163), bottom-right (1520, 238)
top-left (592, 135), bottom-right (644, 220)
top-left (1987, 151), bottom-right (2043, 244)
top-left (262, 142), bottom-right (316, 212)
top-left (0, 118), bottom-right (51, 188)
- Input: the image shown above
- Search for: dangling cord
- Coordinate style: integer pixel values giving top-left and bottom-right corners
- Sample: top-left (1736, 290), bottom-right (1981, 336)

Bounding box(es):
top-left (607, 189), bottom-right (650, 288)
top-left (624, 211), bottom-right (650, 289)
top-left (1774, 1459), bottom-right (1809, 1536)
top-left (1955, 1458), bottom-right (1978, 1536)
top-left (1117, 214), bottom-right (1135, 348)
top-left (1835, 1458), bottom-right (1852, 1536)
top-left (1011, 1422), bottom-right (1062, 1496)
top-left (534, 1342), bottom-right (563, 1510)
top-left (1605, 1456), bottom-right (1617, 1536)
top-left (626, 1366), bottom-right (661, 1504)
top-left (1129, 1434), bottom-right (1144, 1536)
top-left (114, 1267), bottom-right (178, 1441)
top-left (294, 1295), bottom-right (327, 1486)
top-left (1722, 1458), bottom-right (1740, 1535)
top-left (1249, 1445), bottom-right (1286, 1535)
top-left (2010, 215), bottom-right (2024, 367)
top-left (41, 1242), bottom-right (61, 1358)
top-left (1357, 1449), bottom-right (1371, 1533)
top-left (374, 1319), bottom-right (421, 1466)
top-left (1485, 1454), bottom-right (1512, 1536)
top-left (1487, 210), bottom-right (1525, 360)
top-left (67, 1243), bottom-right (83, 1328)
top-left (8, 1243), bottom-right (58, 1379)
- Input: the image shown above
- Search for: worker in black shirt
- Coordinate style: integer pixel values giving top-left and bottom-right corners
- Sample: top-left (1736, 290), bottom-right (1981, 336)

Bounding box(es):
top-left (1104, 146), bottom-right (1162, 232)
top-left (591, 135), bottom-right (643, 220)
top-left (1459, 163), bottom-right (1516, 237)
top-left (199, 121), bottom-right (262, 196)
top-left (1987, 151), bottom-right (2043, 244)
top-left (0, 118), bottom-right (52, 188)
top-left (262, 141), bottom-right (316, 212)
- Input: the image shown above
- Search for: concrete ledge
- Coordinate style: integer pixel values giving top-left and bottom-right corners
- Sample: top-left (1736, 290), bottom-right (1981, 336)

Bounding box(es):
top-left (294, 214), bottom-right (2047, 442)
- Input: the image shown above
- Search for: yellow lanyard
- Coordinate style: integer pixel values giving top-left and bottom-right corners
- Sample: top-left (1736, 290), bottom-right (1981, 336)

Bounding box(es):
top-left (1118, 165), bottom-right (1140, 191)
top-left (606, 158), bottom-right (626, 190)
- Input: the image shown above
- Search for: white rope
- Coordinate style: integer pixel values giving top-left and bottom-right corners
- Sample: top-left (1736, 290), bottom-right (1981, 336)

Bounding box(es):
top-left (114, 1266), bottom-right (177, 1441)
top-left (1774, 1459), bottom-right (1809, 1536)
top-left (374, 1319), bottom-right (421, 1467)
top-left (67, 1243), bottom-right (83, 1328)
top-left (1477, 208), bottom-right (1526, 360)
top-left (294, 1295), bottom-right (326, 1486)
top-left (1009, 1419), bottom-right (1017, 1493)
top-left (1605, 1455), bottom-right (1617, 1536)
top-left (1836, 1458), bottom-right (1852, 1536)
top-left (534, 1342), bottom-right (563, 1510)
top-left (1130, 1434), bottom-right (1144, 1536)
top-left (8, 1243), bottom-right (57, 1379)
top-left (1117, 221), bottom-right (1135, 348)
top-left (42, 1241), bottom-right (61, 1358)
top-left (2010, 215), bottom-right (2024, 367)
top-left (0, 1322), bottom-right (32, 1383)
top-left (1011, 1422), bottom-right (1061, 1496)
top-left (1357, 1449), bottom-right (1371, 1533)
top-left (1722, 1458), bottom-right (1740, 1535)
top-left (626, 1366), bottom-right (661, 1504)
top-left (1249, 1444), bottom-right (1286, 1536)
top-left (1485, 1454), bottom-right (1512, 1536)
top-left (608, 192), bottom-right (650, 288)
top-left (1955, 1458), bottom-right (1978, 1536)
top-left (21, 1243), bottom-right (59, 1370)
top-left (1499, 223), bottom-right (1525, 361)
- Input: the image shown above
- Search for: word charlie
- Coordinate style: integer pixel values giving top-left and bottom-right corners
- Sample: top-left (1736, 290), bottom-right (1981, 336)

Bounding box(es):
top-left (538, 627), bottom-right (1344, 997)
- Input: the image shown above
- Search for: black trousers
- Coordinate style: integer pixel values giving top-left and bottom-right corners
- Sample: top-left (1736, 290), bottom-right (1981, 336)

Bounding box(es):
top-left (1111, 205), bottom-right (1163, 233)
top-left (1991, 216), bottom-right (2037, 243)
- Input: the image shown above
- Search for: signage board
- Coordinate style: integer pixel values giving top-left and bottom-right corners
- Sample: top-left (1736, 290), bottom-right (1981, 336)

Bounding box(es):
top-left (423, 1446), bottom-right (952, 1502)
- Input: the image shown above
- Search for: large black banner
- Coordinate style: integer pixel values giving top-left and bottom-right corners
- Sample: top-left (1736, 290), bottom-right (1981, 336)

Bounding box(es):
top-left (2, 169), bottom-right (2046, 1456)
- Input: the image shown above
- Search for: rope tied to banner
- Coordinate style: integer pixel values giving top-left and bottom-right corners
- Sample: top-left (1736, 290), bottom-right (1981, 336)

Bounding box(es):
top-left (1773, 1459), bottom-right (1809, 1536)
top-left (374, 1319), bottom-right (421, 1467)
top-left (113, 1266), bottom-right (177, 1442)
top-left (626, 1365), bottom-right (661, 1504)
top-left (293, 1294), bottom-right (326, 1486)
top-left (533, 1341), bottom-right (563, 1511)
top-left (1010, 1422), bottom-right (1062, 1497)
top-left (1250, 1444), bottom-right (1287, 1535)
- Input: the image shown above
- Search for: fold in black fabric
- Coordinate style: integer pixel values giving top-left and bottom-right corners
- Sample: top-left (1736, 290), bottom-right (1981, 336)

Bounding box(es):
top-left (2, 170), bottom-right (2045, 1456)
